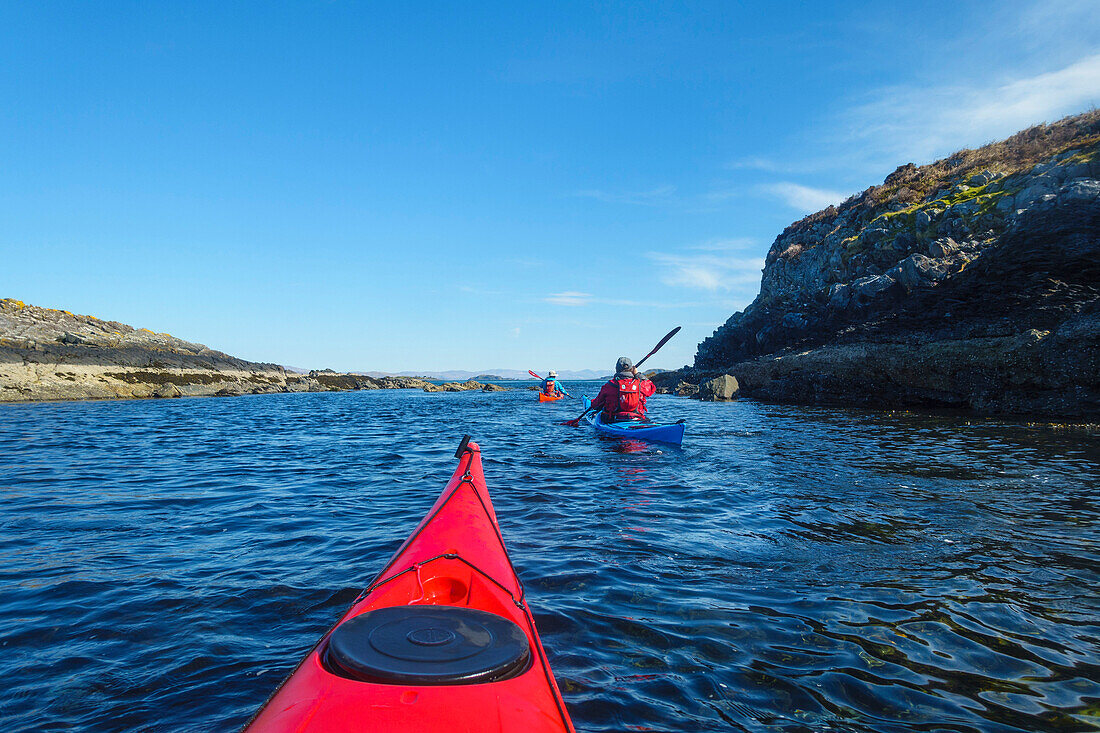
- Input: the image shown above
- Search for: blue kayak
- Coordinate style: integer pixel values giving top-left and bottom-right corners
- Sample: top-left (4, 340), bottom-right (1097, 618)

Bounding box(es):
top-left (583, 397), bottom-right (685, 446)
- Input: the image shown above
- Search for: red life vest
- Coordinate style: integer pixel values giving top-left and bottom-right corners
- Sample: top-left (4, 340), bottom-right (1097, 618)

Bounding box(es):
top-left (613, 378), bottom-right (645, 420)
top-left (543, 380), bottom-right (557, 395)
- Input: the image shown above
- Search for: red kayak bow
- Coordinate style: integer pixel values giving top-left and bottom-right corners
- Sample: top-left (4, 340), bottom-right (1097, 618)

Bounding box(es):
top-left (244, 437), bottom-right (575, 732)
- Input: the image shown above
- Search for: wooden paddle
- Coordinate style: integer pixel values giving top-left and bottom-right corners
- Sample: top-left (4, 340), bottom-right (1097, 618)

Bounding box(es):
top-left (562, 326), bottom-right (681, 426)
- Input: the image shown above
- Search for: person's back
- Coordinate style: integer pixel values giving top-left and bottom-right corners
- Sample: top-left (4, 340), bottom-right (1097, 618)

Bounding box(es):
top-left (541, 370), bottom-right (567, 396)
top-left (590, 357), bottom-right (655, 421)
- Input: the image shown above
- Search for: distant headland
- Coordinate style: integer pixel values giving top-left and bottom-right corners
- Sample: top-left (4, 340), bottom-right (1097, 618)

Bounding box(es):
top-left (0, 299), bottom-right (507, 402)
top-left (360, 368), bottom-right (606, 381)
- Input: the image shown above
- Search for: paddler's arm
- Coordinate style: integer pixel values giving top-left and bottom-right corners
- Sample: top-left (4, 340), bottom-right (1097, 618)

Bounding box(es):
top-left (580, 386), bottom-right (611, 417)
top-left (570, 391), bottom-right (595, 420)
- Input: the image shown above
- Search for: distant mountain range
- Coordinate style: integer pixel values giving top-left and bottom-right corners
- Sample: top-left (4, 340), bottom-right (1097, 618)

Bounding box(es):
top-left (354, 368), bottom-right (610, 381)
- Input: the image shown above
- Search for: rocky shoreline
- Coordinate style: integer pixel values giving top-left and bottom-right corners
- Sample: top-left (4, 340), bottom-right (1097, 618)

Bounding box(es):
top-left (0, 300), bottom-right (508, 403)
top-left (663, 112), bottom-right (1100, 419)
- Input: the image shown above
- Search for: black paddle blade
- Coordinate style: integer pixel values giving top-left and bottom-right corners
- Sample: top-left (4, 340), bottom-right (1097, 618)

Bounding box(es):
top-left (651, 326), bottom-right (681, 353)
top-left (635, 326), bottom-right (681, 370)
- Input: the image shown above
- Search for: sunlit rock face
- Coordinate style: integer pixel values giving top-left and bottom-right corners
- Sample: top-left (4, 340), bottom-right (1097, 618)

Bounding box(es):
top-left (689, 111), bottom-right (1100, 417)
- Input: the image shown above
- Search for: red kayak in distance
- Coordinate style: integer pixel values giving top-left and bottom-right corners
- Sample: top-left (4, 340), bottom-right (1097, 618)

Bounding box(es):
top-left (244, 437), bottom-right (575, 733)
top-left (538, 392), bottom-right (564, 402)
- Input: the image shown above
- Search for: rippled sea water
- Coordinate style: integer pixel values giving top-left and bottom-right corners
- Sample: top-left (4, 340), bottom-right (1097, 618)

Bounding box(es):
top-left (1, 385), bottom-right (1098, 732)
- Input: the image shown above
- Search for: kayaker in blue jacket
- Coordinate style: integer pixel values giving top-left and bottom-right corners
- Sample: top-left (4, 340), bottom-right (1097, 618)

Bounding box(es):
top-left (541, 371), bottom-right (568, 396)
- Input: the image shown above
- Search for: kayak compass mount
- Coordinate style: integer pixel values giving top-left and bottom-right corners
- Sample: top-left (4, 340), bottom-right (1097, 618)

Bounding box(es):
top-left (455, 434), bottom-right (472, 457)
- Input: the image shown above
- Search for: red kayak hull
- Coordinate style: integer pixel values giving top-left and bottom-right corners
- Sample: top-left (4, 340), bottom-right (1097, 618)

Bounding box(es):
top-left (244, 441), bottom-right (575, 732)
top-left (538, 392), bottom-right (564, 402)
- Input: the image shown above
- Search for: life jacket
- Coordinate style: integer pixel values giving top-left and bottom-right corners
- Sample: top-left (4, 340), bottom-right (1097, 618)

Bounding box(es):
top-left (543, 380), bottom-right (557, 395)
top-left (612, 378), bottom-right (645, 420)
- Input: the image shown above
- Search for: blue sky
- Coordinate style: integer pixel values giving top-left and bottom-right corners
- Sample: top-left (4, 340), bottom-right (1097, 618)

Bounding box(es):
top-left (2, 1), bottom-right (1098, 372)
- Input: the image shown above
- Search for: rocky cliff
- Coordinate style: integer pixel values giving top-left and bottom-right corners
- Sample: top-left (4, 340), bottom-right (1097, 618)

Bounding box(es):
top-left (686, 111), bottom-right (1100, 418)
top-left (0, 300), bottom-right (434, 401)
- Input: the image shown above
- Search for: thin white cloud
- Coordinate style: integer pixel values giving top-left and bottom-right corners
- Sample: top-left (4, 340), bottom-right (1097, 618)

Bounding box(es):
top-left (543, 290), bottom-right (706, 308)
top-left (760, 182), bottom-right (848, 214)
top-left (724, 157), bottom-right (822, 175)
top-left (647, 252), bottom-right (765, 292)
top-left (504, 257), bottom-right (546, 268)
top-left (544, 291), bottom-right (592, 306)
top-left (1011, 2), bottom-right (1100, 63)
top-left (701, 188), bottom-right (741, 203)
top-left (459, 285), bottom-right (509, 296)
top-left (841, 52), bottom-right (1100, 166)
top-left (600, 298), bottom-right (706, 309)
top-left (571, 185), bottom-right (676, 206)
top-left (726, 156), bottom-right (784, 172)
top-left (688, 237), bottom-right (758, 252)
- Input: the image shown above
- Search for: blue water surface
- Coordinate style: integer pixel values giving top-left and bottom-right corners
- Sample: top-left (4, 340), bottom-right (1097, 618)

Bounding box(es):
top-left (1, 385), bottom-right (1098, 732)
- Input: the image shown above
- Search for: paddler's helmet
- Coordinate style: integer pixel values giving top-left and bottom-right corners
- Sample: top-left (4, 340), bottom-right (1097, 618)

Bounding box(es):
top-left (548, 370), bottom-right (557, 378)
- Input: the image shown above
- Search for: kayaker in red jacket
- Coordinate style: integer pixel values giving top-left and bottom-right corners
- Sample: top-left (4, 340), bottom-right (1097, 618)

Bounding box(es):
top-left (575, 357), bottom-right (656, 423)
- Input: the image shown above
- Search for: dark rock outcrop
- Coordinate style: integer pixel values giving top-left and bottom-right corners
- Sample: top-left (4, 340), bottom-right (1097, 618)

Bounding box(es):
top-left (422, 380), bottom-right (509, 393)
top-left (674, 380), bottom-right (700, 397)
top-left (690, 111), bottom-right (1100, 418)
